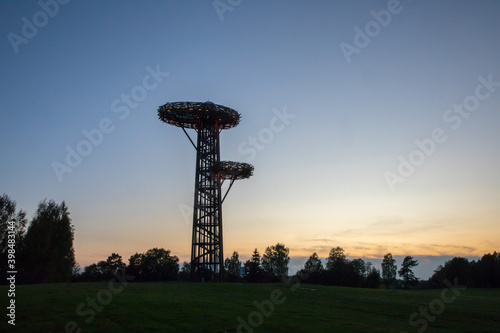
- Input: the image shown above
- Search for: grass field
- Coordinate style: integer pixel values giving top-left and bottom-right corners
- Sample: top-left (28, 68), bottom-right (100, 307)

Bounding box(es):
top-left (1, 281), bottom-right (500, 332)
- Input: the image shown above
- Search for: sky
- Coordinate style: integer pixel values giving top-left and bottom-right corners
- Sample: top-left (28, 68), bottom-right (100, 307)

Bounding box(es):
top-left (1, 0), bottom-right (499, 279)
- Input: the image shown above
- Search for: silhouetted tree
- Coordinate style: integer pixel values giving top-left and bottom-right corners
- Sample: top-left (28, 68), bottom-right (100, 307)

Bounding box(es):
top-left (262, 243), bottom-right (290, 280)
top-left (126, 252), bottom-right (142, 277)
top-left (127, 248), bottom-right (179, 281)
top-left (224, 251), bottom-right (241, 281)
top-left (364, 261), bottom-right (373, 279)
top-left (298, 252), bottom-right (323, 283)
top-left (71, 263), bottom-right (81, 281)
top-left (381, 253), bottom-right (397, 287)
top-left (178, 261), bottom-right (191, 281)
top-left (80, 253), bottom-right (127, 282)
top-left (473, 252), bottom-right (500, 288)
top-left (304, 252), bottom-right (323, 274)
top-left (398, 256), bottom-right (419, 288)
top-left (244, 248), bottom-right (264, 282)
top-left (143, 248), bottom-right (178, 281)
top-left (0, 194), bottom-right (27, 284)
top-left (432, 257), bottom-right (473, 287)
top-left (325, 246), bottom-right (349, 285)
top-left (366, 265), bottom-right (381, 288)
top-left (350, 258), bottom-right (367, 287)
top-left (80, 263), bottom-right (102, 281)
top-left (326, 246), bottom-right (347, 270)
top-left (22, 200), bottom-right (75, 283)
top-left (106, 253), bottom-right (126, 273)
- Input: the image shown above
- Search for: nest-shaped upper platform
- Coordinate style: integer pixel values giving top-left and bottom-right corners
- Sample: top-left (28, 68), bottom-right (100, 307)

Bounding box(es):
top-left (214, 161), bottom-right (254, 180)
top-left (158, 101), bottom-right (241, 130)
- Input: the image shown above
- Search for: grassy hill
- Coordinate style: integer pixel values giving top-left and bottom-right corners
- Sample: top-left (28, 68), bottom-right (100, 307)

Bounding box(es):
top-left (1, 281), bottom-right (499, 332)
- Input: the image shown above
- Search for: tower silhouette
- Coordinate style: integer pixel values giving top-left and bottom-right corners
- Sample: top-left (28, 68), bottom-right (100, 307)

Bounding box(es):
top-left (158, 101), bottom-right (253, 281)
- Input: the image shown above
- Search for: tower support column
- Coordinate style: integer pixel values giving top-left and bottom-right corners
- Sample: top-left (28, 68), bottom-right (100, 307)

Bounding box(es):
top-left (190, 117), bottom-right (223, 282)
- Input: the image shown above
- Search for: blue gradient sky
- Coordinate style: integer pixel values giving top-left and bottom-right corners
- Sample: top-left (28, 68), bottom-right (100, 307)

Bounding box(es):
top-left (1, 1), bottom-right (499, 279)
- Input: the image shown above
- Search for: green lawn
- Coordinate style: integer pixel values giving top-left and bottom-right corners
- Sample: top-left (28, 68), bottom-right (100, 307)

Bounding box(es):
top-left (1, 282), bottom-right (499, 332)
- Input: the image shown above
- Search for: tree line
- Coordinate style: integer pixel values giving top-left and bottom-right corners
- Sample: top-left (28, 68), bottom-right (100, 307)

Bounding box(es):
top-left (75, 245), bottom-right (499, 290)
top-left (431, 254), bottom-right (500, 288)
top-left (1, 194), bottom-right (499, 288)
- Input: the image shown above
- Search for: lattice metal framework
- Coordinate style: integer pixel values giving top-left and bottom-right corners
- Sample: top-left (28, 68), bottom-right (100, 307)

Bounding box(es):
top-left (158, 101), bottom-right (252, 282)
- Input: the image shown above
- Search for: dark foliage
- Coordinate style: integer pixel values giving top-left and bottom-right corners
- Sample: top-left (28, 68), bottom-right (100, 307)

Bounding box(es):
top-left (298, 247), bottom-right (382, 288)
top-left (126, 248), bottom-right (179, 282)
top-left (262, 243), bottom-right (290, 281)
top-left (0, 194), bottom-right (27, 284)
top-left (381, 253), bottom-right (397, 287)
top-left (224, 251), bottom-right (242, 282)
top-left (21, 200), bottom-right (75, 284)
top-left (79, 253), bottom-right (126, 282)
top-left (297, 252), bottom-right (324, 284)
top-left (432, 252), bottom-right (500, 288)
top-left (243, 248), bottom-right (275, 282)
top-left (398, 256), bottom-right (419, 288)
top-left (178, 261), bottom-right (191, 281)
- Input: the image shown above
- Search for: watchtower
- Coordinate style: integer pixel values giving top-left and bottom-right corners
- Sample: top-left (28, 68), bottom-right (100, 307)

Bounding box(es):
top-left (158, 101), bottom-right (253, 281)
